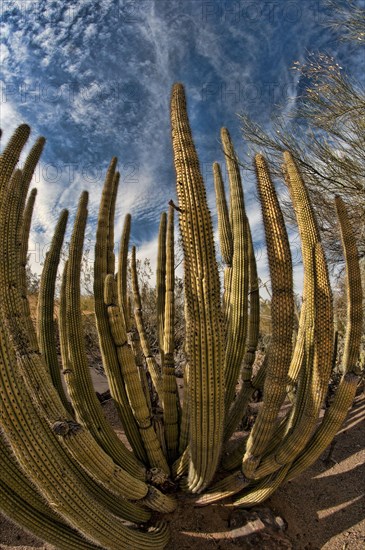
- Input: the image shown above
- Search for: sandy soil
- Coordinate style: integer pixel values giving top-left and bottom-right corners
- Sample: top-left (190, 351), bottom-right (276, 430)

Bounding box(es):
top-left (1, 375), bottom-right (364, 550)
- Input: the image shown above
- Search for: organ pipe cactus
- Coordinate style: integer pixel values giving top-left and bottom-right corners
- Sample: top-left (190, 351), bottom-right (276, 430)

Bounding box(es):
top-left (0, 83), bottom-right (362, 549)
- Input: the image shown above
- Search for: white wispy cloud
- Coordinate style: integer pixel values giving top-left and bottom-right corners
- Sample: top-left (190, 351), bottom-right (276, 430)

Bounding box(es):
top-left (0, 0), bottom-right (351, 297)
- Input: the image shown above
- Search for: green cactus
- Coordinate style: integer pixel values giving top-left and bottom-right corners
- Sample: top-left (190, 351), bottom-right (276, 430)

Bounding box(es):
top-left (157, 211), bottom-right (167, 368)
top-left (0, 82), bottom-right (362, 548)
top-left (241, 153), bottom-right (294, 479)
top-left (117, 212), bottom-right (132, 329)
top-left (131, 245), bottom-right (163, 399)
top-left (0, 165), bottom-right (169, 548)
top-left (224, 218), bottom-right (260, 442)
top-left (171, 83), bottom-right (225, 493)
top-left (93, 158), bottom-right (147, 462)
top-left (62, 191), bottom-right (145, 481)
top-left (162, 204), bottom-right (180, 462)
top-left (220, 128), bottom-right (250, 413)
top-left (37, 209), bottom-right (72, 413)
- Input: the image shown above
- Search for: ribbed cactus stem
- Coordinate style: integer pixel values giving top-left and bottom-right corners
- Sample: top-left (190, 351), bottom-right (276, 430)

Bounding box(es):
top-left (106, 265), bottom-right (171, 476)
top-left (213, 161), bottom-right (233, 266)
top-left (241, 154), bottom-right (294, 478)
top-left (117, 213), bottom-right (131, 329)
top-left (178, 362), bottom-right (190, 454)
top-left (233, 464), bottom-right (291, 507)
top-left (37, 209), bottom-right (72, 413)
top-left (286, 196), bottom-right (362, 480)
top-left (14, 139), bottom-right (45, 353)
top-left (64, 191), bottom-right (146, 482)
top-left (19, 188), bottom-right (39, 350)
top-left (252, 152), bottom-right (333, 479)
top-left (0, 157), bottom-right (169, 549)
top-left (59, 262), bottom-right (150, 524)
top-left (224, 228), bottom-right (260, 441)
top-left (131, 246), bottom-right (163, 397)
top-left (334, 197), bottom-right (363, 373)
top-left (0, 124), bottom-right (30, 192)
top-left (18, 137), bottom-right (45, 224)
top-left (195, 471), bottom-right (250, 506)
top-left (94, 158), bottom-right (146, 461)
top-left (222, 359), bottom-right (268, 471)
top-left (59, 259), bottom-right (72, 370)
top-left (0, 434), bottom-right (100, 550)
top-left (20, 188), bottom-right (37, 274)
top-left (107, 171), bottom-right (119, 275)
top-left (170, 83), bottom-right (224, 493)
top-left (163, 204), bottom-right (180, 461)
top-left (220, 128), bottom-right (249, 413)
top-left (157, 211), bottom-right (167, 367)
top-left (213, 161), bottom-right (234, 329)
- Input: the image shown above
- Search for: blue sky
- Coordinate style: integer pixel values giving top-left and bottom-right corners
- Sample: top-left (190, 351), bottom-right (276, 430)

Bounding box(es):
top-left (0, 0), bottom-right (363, 292)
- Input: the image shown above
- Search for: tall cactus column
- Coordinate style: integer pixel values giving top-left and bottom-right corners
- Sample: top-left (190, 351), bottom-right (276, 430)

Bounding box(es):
top-left (163, 204), bottom-right (180, 462)
top-left (220, 129), bottom-right (249, 412)
top-left (170, 83), bottom-right (225, 493)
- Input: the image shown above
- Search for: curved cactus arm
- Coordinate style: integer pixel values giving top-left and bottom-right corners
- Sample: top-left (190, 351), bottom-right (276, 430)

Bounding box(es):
top-left (19, 187), bottom-right (39, 351)
top-left (281, 160), bottom-right (305, 394)
top-left (232, 464), bottom-right (291, 507)
top-left (59, 260), bottom-right (72, 370)
top-left (172, 445), bottom-right (189, 479)
top-left (0, 434), bottom-right (101, 550)
top-left (224, 228), bottom-right (260, 441)
top-left (93, 158), bottom-right (146, 461)
top-left (222, 357), bottom-right (268, 472)
top-left (286, 196), bottom-right (363, 481)
top-left (59, 263), bottom-right (150, 523)
top-left (17, 137), bottom-right (45, 225)
top-left (16, 138), bottom-right (45, 353)
top-left (64, 191), bottom-right (146, 482)
top-left (20, 188), bottom-right (37, 273)
top-left (287, 303), bottom-right (306, 388)
top-left (117, 213), bottom-right (131, 328)
top-left (194, 471), bottom-right (250, 506)
top-left (105, 273), bottom-right (171, 476)
top-left (129, 325), bottom-right (154, 414)
top-left (0, 124), bottom-right (30, 192)
top-left (220, 128), bottom-right (250, 412)
top-left (107, 171), bottom-right (119, 275)
top-left (241, 154), bottom-right (294, 478)
top-left (116, 214), bottom-right (153, 410)
top-left (178, 361), bottom-right (190, 454)
top-left (213, 161), bottom-right (233, 335)
top-left (334, 197), bottom-right (363, 374)
top-left (157, 211), bottom-right (167, 367)
top-left (252, 152), bottom-right (333, 479)
top-left (213, 161), bottom-right (233, 267)
top-left (0, 167), bottom-right (169, 549)
top-left (36, 209), bottom-right (72, 413)
top-left (170, 83), bottom-right (225, 493)
top-left (0, 157), bottom-right (165, 511)
top-left (163, 204), bottom-right (180, 462)
top-left (131, 246), bottom-right (163, 397)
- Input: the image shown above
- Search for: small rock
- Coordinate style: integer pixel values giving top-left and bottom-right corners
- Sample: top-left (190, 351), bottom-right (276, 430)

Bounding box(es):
top-left (229, 509), bottom-right (257, 528)
top-left (275, 516), bottom-right (287, 532)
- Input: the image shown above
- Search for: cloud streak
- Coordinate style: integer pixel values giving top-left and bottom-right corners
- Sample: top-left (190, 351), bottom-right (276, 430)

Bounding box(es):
top-left (1, 0), bottom-right (359, 296)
